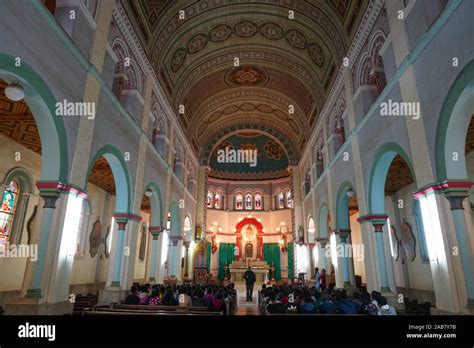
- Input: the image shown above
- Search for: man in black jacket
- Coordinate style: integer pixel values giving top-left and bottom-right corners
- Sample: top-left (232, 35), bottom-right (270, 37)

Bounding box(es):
top-left (243, 266), bottom-right (256, 302)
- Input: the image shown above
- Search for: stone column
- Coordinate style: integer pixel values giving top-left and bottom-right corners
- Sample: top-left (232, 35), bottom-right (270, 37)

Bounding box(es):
top-left (316, 237), bottom-right (329, 272)
top-left (26, 192), bottom-right (60, 298)
top-left (183, 241), bottom-right (190, 279)
top-left (169, 236), bottom-right (182, 278)
top-left (358, 215), bottom-right (390, 293)
top-left (334, 229), bottom-right (352, 286)
top-left (110, 215), bottom-right (129, 287)
top-left (444, 191), bottom-right (474, 307)
top-left (148, 226), bottom-right (164, 282)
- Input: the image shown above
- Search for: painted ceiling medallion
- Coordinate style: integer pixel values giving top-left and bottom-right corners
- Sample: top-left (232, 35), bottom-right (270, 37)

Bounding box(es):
top-left (209, 24), bottom-right (233, 42)
top-left (264, 140), bottom-right (284, 160)
top-left (187, 33), bottom-right (208, 54)
top-left (260, 22), bottom-right (283, 40)
top-left (171, 48), bottom-right (186, 72)
top-left (235, 21), bottom-right (258, 38)
top-left (285, 29), bottom-right (307, 50)
top-left (308, 43), bottom-right (325, 67)
top-left (227, 66), bottom-right (268, 86)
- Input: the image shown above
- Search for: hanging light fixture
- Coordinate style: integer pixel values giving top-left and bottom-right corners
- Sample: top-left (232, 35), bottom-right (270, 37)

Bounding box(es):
top-left (5, 82), bottom-right (25, 102)
top-left (144, 189), bottom-right (153, 197)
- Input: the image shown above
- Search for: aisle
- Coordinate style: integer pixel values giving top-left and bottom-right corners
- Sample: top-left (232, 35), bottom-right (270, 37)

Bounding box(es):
top-left (235, 283), bottom-right (259, 315)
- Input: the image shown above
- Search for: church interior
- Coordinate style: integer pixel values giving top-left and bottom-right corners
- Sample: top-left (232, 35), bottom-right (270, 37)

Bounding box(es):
top-left (0, 0), bottom-right (474, 319)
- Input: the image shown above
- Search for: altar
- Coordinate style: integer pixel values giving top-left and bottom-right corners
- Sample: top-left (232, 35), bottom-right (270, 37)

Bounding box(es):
top-left (230, 260), bottom-right (269, 283)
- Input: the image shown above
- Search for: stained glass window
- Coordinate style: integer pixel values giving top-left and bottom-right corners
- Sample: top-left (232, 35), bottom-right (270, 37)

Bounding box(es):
top-left (0, 180), bottom-right (19, 250)
top-left (207, 191), bottom-right (213, 208)
top-left (277, 192), bottom-right (284, 209)
top-left (254, 193), bottom-right (262, 210)
top-left (286, 191), bottom-right (293, 208)
top-left (245, 193), bottom-right (252, 210)
top-left (214, 192), bottom-right (221, 209)
top-left (235, 192), bottom-right (243, 210)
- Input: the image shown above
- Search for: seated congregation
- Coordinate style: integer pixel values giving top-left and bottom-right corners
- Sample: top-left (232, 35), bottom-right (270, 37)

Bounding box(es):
top-left (259, 284), bottom-right (397, 315)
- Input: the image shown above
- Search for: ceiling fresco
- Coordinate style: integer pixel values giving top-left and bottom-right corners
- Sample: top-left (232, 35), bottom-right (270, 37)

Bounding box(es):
top-left (209, 132), bottom-right (290, 180)
top-left (121, 0), bottom-right (368, 161)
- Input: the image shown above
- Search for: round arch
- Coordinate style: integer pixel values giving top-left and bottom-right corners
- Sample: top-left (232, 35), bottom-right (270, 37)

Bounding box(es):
top-left (368, 142), bottom-right (416, 214)
top-left (0, 53), bottom-right (69, 182)
top-left (235, 217), bottom-right (263, 234)
top-left (435, 59), bottom-right (474, 181)
top-left (143, 181), bottom-right (163, 226)
top-left (307, 216), bottom-right (316, 243)
top-left (86, 145), bottom-right (131, 213)
top-left (335, 181), bottom-right (356, 230)
top-left (168, 201), bottom-right (181, 237)
top-left (2, 167), bottom-right (34, 194)
top-left (317, 203), bottom-right (330, 238)
top-left (183, 215), bottom-right (192, 242)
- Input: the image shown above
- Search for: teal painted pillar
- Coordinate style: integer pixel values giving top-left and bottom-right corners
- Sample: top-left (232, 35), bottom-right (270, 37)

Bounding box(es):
top-left (373, 221), bottom-right (390, 293)
top-left (337, 231), bottom-right (352, 285)
top-left (317, 237), bottom-right (329, 272)
top-left (148, 226), bottom-right (164, 281)
top-left (26, 193), bottom-right (60, 298)
top-left (111, 217), bottom-right (128, 287)
top-left (169, 236), bottom-right (182, 277)
top-left (149, 231), bottom-right (159, 282)
top-left (446, 195), bottom-right (474, 307)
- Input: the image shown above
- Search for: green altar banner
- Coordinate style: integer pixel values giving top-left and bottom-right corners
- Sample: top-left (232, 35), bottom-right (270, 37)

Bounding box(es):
top-left (206, 242), bottom-right (211, 273)
top-left (218, 243), bottom-right (236, 280)
top-left (288, 242), bottom-right (294, 280)
top-left (263, 243), bottom-right (281, 280)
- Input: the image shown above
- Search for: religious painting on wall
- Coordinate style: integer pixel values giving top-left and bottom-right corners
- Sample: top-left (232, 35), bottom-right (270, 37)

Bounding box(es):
top-left (89, 218), bottom-right (102, 257)
top-left (0, 180), bottom-right (19, 249)
top-left (26, 204), bottom-right (37, 245)
top-left (138, 223), bottom-right (147, 261)
top-left (401, 220), bottom-right (417, 262)
top-left (104, 225), bottom-right (111, 258)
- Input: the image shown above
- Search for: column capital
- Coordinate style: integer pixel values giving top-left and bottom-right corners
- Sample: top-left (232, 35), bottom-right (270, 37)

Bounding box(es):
top-left (316, 237), bottom-right (329, 247)
top-left (170, 235), bottom-right (183, 246)
top-left (183, 241), bottom-right (191, 249)
top-left (36, 181), bottom-right (88, 200)
top-left (149, 226), bottom-right (166, 237)
top-left (357, 214), bottom-right (388, 233)
top-left (414, 180), bottom-right (473, 199)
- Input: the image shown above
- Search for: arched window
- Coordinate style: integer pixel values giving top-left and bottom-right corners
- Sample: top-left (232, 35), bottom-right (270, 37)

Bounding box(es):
top-left (166, 211), bottom-right (171, 230)
top-left (75, 199), bottom-right (91, 257)
top-left (286, 191), bottom-right (293, 208)
top-left (0, 180), bottom-right (20, 249)
top-left (254, 193), bottom-right (262, 210)
top-left (277, 192), bottom-right (285, 209)
top-left (214, 192), bottom-right (221, 210)
top-left (245, 193), bottom-right (252, 210)
top-left (207, 191), bottom-right (213, 208)
top-left (235, 192), bottom-right (243, 210)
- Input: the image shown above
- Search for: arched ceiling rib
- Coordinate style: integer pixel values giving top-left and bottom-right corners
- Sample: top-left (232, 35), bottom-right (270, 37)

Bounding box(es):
top-left (122, 0), bottom-right (368, 160)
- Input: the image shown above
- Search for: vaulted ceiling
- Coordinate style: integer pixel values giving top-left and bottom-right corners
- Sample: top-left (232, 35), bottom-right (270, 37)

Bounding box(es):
top-left (122, 0), bottom-right (368, 161)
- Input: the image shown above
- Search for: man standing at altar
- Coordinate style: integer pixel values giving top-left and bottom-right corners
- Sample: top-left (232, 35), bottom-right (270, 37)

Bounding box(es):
top-left (243, 266), bottom-right (256, 302)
